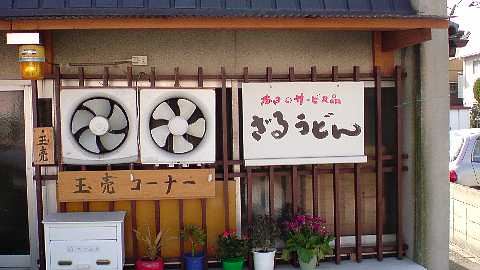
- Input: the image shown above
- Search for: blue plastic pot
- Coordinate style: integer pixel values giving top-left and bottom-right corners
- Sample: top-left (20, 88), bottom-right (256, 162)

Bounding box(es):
top-left (184, 252), bottom-right (205, 270)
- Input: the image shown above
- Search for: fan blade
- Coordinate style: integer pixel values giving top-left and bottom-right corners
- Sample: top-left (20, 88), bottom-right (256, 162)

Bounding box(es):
top-left (101, 132), bottom-right (126, 151)
top-left (83, 98), bottom-right (111, 117)
top-left (173, 135), bottom-right (194, 154)
top-left (71, 109), bottom-right (95, 134)
top-left (186, 118), bottom-right (206, 138)
top-left (110, 127), bottom-right (128, 134)
top-left (79, 129), bottom-right (100, 154)
top-left (178, 98), bottom-right (197, 119)
top-left (107, 100), bottom-right (115, 118)
top-left (167, 98), bottom-right (180, 116)
top-left (152, 102), bottom-right (175, 120)
top-left (150, 118), bottom-right (169, 129)
top-left (183, 134), bottom-right (203, 148)
top-left (187, 107), bottom-right (204, 125)
top-left (96, 135), bottom-right (108, 153)
top-left (151, 125), bottom-right (170, 147)
top-left (163, 134), bottom-right (174, 153)
top-left (108, 104), bottom-right (128, 131)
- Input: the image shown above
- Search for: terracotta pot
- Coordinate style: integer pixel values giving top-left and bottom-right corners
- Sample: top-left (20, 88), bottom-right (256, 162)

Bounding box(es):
top-left (136, 258), bottom-right (165, 270)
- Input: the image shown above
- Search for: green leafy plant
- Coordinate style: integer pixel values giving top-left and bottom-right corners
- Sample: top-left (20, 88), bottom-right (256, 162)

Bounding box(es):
top-left (281, 215), bottom-right (334, 264)
top-left (181, 224), bottom-right (206, 257)
top-left (134, 226), bottom-right (171, 261)
top-left (250, 215), bottom-right (280, 252)
top-left (216, 230), bottom-right (250, 260)
top-left (473, 78), bottom-right (480, 104)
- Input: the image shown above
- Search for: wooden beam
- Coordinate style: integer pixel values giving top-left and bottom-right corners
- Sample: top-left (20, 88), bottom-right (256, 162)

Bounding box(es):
top-left (1, 17), bottom-right (448, 31)
top-left (373, 31), bottom-right (394, 77)
top-left (382, 28), bottom-right (432, 52)
top-left (42, 31), bottom-right (54, 76)
top-left (0, 20), bottom-right (10, 29)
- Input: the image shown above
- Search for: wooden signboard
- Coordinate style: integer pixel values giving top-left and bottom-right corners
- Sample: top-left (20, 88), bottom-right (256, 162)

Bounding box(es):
top-left (57, 169), bottom-right (215, 202)
top-left (33, 127), bottom-right (55, 165)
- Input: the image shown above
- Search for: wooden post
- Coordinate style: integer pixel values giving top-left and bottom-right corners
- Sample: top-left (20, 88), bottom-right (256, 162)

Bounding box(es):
top-left (395, 66), bottom-right (404, 258)
top-left (375, 66), bottom-right (384, 261)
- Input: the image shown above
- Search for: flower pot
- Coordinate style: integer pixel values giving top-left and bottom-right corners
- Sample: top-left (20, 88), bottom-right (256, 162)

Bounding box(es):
top-left (298, 255), bottom-right (317, 270)
top-left (253, 249), bottom-right (276, 270)
top-left (135, 258), bottom-right (165, 270)
top-left (222, 257), bottom-right (244, 270)
top-left (184, 252), bottom-right (205, 270)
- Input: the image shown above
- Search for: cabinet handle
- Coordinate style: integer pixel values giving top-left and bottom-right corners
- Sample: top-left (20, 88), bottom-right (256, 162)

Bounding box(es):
top-left (57, 260), bottom-right (72, 266)
top-left (96, 259), bottom-right (111, 265)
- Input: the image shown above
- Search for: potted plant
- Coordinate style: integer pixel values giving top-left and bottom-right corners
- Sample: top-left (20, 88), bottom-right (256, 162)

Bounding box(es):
top-left (217, 230), bottom-right (249, 270)
top-left (181, 224), bottom-right (207, 270)
top-left (134, 226), bottom-right (169, 270)
top-left (250, 215), bottom-right (280, 270)
top-left (281, 215), bottom-right (334, 270)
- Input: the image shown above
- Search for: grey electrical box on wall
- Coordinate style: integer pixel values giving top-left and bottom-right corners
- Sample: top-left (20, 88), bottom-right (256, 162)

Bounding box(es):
top-left (131, 56), bottom-right (148, 66)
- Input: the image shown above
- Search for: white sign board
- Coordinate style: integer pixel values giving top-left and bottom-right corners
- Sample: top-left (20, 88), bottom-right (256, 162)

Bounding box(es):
top-left (242, 82), bottom-right (366, 166)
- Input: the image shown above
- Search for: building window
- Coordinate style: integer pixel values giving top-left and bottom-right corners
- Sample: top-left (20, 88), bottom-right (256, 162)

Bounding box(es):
top-left (450, 82), bottom-right (459, 97)
top-left (474, 60), bottom-right (480, 74)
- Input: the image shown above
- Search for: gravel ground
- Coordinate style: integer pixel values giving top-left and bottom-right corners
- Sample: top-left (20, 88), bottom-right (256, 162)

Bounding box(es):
top-left (450, 243), bottom-right (480, 270)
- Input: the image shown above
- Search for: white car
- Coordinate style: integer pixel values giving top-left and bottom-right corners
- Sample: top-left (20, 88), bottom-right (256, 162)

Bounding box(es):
top-left (449, 128), bottom-right (480, 186)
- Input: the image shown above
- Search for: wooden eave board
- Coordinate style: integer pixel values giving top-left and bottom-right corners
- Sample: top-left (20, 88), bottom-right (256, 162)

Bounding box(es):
top-left (0, 17), bottom-right (448, 31)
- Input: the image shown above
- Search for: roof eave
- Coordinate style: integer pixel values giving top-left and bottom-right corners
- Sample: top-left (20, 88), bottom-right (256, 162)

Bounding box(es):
top-left (0, 15), bottom-right (448, 31)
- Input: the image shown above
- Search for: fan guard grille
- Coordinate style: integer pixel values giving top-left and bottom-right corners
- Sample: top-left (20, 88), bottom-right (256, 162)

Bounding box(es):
top-left (149, 97), bottom-right (206, 154)
top-left (70, 97), bottom-right (129, 154)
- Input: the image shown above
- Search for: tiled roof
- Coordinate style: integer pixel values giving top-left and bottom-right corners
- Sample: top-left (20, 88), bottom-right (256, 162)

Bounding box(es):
top-left (0, 0), bottom-right (419, 19)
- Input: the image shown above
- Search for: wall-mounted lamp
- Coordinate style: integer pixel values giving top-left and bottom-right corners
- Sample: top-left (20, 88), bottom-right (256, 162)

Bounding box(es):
top-left (17, 45), bottom-right (45, 80)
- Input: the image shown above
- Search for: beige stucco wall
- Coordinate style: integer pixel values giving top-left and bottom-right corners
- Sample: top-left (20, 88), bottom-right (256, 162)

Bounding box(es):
top-left (411, 0), bottom-right (447, 17)
top-left (49, 30), bottom-right (373, 76)
top-left (0, 32), bottom-right (22, 79)
top-left (417, 28), bottom-right (450, 270)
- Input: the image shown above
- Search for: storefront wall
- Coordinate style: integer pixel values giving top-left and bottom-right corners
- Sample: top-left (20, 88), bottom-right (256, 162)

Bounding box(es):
top-left (0, 29), bottom-right (421, 267)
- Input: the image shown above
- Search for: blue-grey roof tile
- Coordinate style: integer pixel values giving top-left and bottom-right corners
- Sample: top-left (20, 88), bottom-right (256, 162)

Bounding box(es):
top-left (251, 0), bottom-right (273, 10)
top-left (96, 0), bottom-right (118, 8)
top-left (299, 0), bottom-right (321, 10)
top-left (123, 0), bottom-right (145, 8)
top-left (348, 0), bottom-right (372, 12)
top-left (0, 1), bottom-right (12, 9)
top-left (149, 0), bottom-right (171, 8)
top-left (14, 0), bottom-right (38, 8)
top-left (0, 0), bottom-right (424, 19)
top-left (371, 0), bottom-right (392, 12)
top-left (226, 0), bottom-right (249, 10)
top-left (276, 0), bottom-right (299, 10)
top-left (324, 0), bottom-right (347, 10)
top-left (68, 0), bottom-right (92, 8)
top-left (42, 0), bottom-right (65, 8)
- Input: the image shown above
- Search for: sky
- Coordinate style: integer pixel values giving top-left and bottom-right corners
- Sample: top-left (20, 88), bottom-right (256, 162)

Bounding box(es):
top-left (448, 0), bottom-right (480, 57)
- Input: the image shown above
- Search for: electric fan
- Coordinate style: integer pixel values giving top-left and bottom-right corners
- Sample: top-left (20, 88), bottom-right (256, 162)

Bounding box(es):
top-left (71, 97), bottom-right (129, 154)
top-left (149, 98), bottom-right (206, 154)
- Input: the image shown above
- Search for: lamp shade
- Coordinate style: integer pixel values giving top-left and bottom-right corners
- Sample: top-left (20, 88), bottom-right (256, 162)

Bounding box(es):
top-left (17, 45), bottom-right (45, 80)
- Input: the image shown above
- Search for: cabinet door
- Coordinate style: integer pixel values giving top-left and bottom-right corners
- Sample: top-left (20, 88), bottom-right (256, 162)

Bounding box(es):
top-left (50, 240), bottom-right (118, 270)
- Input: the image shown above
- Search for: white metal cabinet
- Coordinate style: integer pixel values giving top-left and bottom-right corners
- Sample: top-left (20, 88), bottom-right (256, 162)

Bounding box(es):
top-left (43, 211), bottom-right (126, 270)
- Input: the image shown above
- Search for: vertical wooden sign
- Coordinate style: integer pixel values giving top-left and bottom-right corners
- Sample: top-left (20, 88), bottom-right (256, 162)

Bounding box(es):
top-left (33, 127), bottom-right (55, 165)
